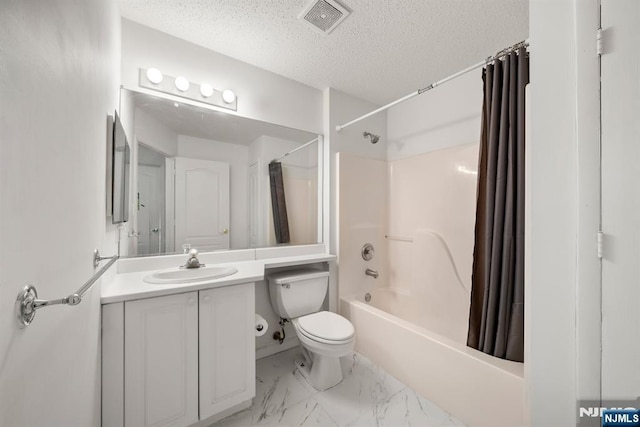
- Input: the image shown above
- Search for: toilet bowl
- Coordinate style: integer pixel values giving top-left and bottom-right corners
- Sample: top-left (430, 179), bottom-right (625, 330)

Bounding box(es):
top-left (267, 269), bottom-right (356, 391)
top-left (292, 311), bottom-right (355, 390)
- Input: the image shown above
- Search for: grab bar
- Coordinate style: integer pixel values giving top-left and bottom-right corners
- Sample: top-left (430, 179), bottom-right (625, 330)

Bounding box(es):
top-left (385, 235), bottom-right (414, 242)
top-left (15, 249), bottom-right (118, 328)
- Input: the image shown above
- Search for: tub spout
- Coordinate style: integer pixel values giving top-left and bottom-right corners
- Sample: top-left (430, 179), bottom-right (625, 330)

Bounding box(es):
top-left (365, 268), bottom-right (379, 279)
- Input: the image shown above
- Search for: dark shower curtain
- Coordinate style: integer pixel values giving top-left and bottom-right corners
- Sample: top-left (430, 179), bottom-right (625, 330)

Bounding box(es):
top-left (467, 48), bottom-right (529, 362)
top-left (269, 161), bottom-right (290, 244)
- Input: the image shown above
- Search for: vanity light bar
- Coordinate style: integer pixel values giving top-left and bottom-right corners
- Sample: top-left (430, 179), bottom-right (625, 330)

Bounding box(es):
top-left (139, 68), bottom-right (237, 111)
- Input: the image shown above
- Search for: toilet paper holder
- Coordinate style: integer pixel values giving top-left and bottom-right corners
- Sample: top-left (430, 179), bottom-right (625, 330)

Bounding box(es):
top-left (255, 313), bottom-right (268, 337)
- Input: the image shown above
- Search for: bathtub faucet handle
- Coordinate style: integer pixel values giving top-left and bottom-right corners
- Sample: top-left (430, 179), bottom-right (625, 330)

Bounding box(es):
top-left (365, 268), bottom-right (379, 279)
top-left (361, 243), bottom-right (375, 261)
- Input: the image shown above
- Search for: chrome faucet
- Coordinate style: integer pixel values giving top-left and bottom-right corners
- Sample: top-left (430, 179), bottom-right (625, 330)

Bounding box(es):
top-left (365, 268), bottom-right (379, 279)
top-left (182, 248), bottom-right (205, 269)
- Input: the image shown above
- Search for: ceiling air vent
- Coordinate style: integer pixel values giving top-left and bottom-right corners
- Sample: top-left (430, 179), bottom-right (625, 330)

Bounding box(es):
top-left (299, 0), bottom-right (351, 35)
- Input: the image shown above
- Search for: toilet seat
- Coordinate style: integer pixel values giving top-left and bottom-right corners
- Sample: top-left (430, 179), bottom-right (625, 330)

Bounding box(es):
top-left (294, 311), bottom-right (355, 345)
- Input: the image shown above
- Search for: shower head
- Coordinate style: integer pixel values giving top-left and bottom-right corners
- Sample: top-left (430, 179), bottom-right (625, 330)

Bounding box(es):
top-left (363, 131), bottom-right (379, 144)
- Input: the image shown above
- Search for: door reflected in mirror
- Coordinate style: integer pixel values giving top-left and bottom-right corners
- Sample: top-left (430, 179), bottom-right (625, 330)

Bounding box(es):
top-left (121, 89), bottom-right (322, 257)
top-left (137, 144), bottom-right (166, 254)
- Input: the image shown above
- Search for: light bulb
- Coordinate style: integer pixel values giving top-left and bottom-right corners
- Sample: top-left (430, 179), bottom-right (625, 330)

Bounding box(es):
top-left (175, 76), bottom-right (190, 92)
top-left (200, 83), bottom-right (214, 98)
top-left (222, 89), bottom-right (236, 104)
top-left (146, 68), bottom-right (163, 85)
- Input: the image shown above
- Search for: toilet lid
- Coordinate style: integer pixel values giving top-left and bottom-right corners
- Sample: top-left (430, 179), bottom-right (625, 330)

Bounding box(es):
top-left (296, 311), bottom-right (355, 341)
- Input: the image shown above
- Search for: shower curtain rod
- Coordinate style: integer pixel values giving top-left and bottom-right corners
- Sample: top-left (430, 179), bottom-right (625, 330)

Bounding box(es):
top-left (271, 137), bottom-right (319, 163)
top-left (335, 40), bottom-right (529, 132)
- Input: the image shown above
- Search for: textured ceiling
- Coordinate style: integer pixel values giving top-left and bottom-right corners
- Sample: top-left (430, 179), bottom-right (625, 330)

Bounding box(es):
top-left (119, 0), bottom-right (529, 105)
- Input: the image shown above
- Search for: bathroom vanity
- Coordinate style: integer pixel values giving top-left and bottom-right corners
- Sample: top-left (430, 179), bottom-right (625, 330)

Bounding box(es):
top-left (101, 247), bottom-right (335, 427)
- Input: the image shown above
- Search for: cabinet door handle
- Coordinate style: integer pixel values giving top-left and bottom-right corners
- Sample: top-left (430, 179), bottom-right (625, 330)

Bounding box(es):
top-left (203, 296), bottom-right (211, 303)
top-left (187, 298), bottom-right (196, 306)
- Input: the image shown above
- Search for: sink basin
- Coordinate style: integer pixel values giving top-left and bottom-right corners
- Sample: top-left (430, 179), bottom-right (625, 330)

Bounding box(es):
top-left (143, 266), bottom-right (238, 285)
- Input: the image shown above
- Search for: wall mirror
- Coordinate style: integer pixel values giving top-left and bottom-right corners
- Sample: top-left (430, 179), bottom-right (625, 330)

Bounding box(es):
top-left (120, 88), bottom-right (323, 257)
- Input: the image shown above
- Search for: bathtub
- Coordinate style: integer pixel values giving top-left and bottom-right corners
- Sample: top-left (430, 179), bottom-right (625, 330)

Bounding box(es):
top-left (340, 290), bottom-right (526, 427)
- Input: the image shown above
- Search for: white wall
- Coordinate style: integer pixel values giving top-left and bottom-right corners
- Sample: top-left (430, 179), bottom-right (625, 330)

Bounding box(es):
top-left (325, 88), bottom-right (388, 162)
top-left (0, 1), bottom-right (120, 425)
top-left (136, 109), bottom-right (179, 157)
top-left (387, 71), bottom-right (482, 161)
top-left (527, 0), bottom-right (601, 425)
top-left (325, 87), bottom-right (388, 256)
top-left (121, 19), bottom-right (323, 134)
top-left (178, 135), bottom-right (249, 249)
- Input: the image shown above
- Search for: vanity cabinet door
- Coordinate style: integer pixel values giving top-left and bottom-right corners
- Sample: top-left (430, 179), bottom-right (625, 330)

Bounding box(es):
top-left (199, 283), bottom-right (256, 419)
top-left (124, 292), bottom-right (199, 427)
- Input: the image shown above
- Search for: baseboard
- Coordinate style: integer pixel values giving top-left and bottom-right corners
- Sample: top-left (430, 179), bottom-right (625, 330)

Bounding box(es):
top-left (256, 336), bottom-right (299, 359)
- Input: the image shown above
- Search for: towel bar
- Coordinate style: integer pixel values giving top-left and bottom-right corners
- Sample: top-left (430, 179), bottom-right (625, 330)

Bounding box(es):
top-left (15, 249), bottom-right (118, 328)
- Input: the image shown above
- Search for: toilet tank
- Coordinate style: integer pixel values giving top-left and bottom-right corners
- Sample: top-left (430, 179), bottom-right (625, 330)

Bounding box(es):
top-left (267, 268), bottom-right (329, 319)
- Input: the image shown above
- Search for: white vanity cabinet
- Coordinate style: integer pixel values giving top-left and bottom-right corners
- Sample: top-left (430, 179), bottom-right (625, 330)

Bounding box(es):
top-left (102, 282), bottom-right (256, 427)
top-left (199, 283), bottom-right (255, 419)
top-left (125, 292), bottom-right (199, 427)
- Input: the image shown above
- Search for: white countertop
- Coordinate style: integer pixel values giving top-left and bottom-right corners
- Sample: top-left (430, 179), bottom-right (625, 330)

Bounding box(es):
top-left (101, 253), bottom-right (336, 304)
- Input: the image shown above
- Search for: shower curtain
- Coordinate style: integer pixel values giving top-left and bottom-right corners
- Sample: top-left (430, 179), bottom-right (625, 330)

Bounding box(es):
top-left (467, 48), bottom-right (529, 362)
top-left (269, 161), bottom-right (290, 244)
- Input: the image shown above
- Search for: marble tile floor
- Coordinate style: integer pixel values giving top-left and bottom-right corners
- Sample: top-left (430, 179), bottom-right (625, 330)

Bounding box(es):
top-left (212, 347), bottom-right (465, 427)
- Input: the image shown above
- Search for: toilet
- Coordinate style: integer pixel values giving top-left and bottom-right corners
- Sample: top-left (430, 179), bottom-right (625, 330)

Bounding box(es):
top-left (267, 268), bottom-right (355, 391)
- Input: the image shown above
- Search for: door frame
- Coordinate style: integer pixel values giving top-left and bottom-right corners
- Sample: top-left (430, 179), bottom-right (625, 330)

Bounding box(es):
top-left (573, 0), bottom-right (603, 411)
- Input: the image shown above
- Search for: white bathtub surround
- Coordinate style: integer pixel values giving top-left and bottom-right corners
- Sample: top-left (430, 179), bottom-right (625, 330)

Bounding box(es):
top-left (336, 142), bottom-right (515, 425)
top-left (212, 347), bottom-right (464, 427)
top-left (336, 152), bottom-right (390, 298)
top-left (387, 143), bottom-right (478, 301)
top-left (368, 227), bottom-right (475, 344)
top-left (341, 297), bottom-right (524, 427)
